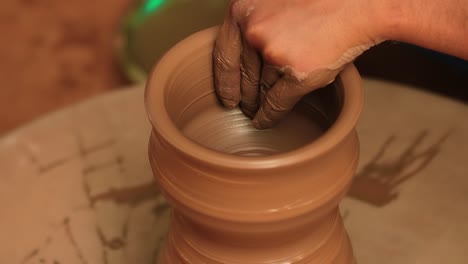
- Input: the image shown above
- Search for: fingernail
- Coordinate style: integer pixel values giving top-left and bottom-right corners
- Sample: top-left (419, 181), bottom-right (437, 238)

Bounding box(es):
top-left (222, 99), bottom-right (238, 109)
top-left (252, 118), bottom-right (265, 130)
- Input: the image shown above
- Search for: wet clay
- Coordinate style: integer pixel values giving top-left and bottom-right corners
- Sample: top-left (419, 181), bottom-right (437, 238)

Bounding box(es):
top-left (146, 27), bottom-right (363, 263)
top-left (181, 101), bottom-right (327, 156)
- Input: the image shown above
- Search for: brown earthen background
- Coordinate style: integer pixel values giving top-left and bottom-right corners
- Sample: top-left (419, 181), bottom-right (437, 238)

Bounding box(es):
top-left (0, 0), bottom-right (135, 135)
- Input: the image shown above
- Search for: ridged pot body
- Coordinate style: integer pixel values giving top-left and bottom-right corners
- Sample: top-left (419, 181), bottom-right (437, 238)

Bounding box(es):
top-left (146, 27), bottom-right (363, 263)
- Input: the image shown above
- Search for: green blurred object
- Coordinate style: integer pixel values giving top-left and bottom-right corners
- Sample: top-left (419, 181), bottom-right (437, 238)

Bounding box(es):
top-left (118, 0), bottom-right (229, 83)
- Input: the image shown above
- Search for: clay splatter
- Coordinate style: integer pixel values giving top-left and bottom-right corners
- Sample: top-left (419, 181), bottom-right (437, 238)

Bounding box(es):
top-left (347, 130), bottom-right (450, 206)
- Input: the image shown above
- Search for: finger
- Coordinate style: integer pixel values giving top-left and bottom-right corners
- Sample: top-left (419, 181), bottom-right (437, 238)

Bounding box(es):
top-left (240, 38), bottom-right (262, 119)
top-left (253, 67), bottom-right (343, 129)
top-left (213, 15), bottom-right (242, 108)
top-left (252, 75), bottom-right (303, 129)
top-left (259, 65), bottom-right (281, 106)
top-left (261, 64), bottom-right (282, 87)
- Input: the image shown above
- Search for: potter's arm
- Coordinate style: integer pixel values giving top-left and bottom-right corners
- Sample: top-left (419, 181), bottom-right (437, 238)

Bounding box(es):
top-left (213, 0), bottom-right (468, 129)
top-left (377, 0), bottom-right (468, 60)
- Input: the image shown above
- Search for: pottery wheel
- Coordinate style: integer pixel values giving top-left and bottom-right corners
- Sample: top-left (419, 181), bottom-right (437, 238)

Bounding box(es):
top-left (1, 79), bottom-right (467, 264)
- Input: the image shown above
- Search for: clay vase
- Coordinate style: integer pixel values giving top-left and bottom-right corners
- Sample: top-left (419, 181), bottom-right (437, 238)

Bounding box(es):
top-left (146, 27), bottom-right (363, 263)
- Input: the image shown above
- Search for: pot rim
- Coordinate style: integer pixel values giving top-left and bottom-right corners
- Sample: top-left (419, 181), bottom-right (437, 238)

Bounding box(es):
top-left (145, 26), bottom-right (363, 170)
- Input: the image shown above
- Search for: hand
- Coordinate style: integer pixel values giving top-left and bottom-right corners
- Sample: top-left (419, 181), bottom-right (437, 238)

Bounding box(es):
top-left (213, 0), bottom-right (382, 129)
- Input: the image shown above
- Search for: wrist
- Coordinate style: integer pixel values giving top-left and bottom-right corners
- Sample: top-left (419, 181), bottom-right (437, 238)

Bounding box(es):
top-left (371, 0), bottom-right (411, 42)
top-left (372, 0), bottom-right (468, 59)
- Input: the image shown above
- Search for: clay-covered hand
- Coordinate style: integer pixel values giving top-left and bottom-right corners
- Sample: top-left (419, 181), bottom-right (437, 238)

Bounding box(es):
top-left (213, 0), bottom-right (381, 129)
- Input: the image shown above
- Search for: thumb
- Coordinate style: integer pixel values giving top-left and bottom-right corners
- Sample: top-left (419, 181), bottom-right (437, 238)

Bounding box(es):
top-left (252, 67), bottom-right (342, 129)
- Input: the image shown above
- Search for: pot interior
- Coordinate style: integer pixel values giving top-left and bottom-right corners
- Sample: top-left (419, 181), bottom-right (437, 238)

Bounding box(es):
top-left (162, 48), bottom-right (343, 157)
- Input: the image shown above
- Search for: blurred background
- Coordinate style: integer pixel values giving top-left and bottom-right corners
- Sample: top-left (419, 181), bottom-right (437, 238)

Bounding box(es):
top-left (0, 0), bottom-right (132, 134)
top-left (0, 1), bottom-right (467, 263)
top-left (0, 0), bottom-right (466, 135)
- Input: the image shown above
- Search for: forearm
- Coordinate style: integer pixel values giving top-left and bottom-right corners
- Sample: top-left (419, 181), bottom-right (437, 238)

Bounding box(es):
top-left (376, 0), bottom-right (468, 59)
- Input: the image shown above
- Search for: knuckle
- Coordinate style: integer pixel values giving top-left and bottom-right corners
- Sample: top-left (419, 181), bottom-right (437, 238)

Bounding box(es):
top-left (240, 65), bottom-right (259, 83)
top-left (241, 73), bottom-right (259, 88)
top-left (264, 93), bottom-right (286, 115)
top-left (213, 50), bottom-right (235, 71)
top-left (243, 23), bottom-right (264, 46)
top-left (229, 0), bottom-right (251, 19)
top-left (262, 44), bottom-right (284, 66)
top-left (214, 55), bottom-right (228, 71)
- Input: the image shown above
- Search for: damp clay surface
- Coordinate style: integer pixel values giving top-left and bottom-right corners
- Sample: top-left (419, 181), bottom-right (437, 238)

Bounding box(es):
top-left (146, 27), bottom-right (362, 263)
top-left (180, 99), bottom-right (327, 156)
top-left (157, 36), bottom-right (341, 157)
